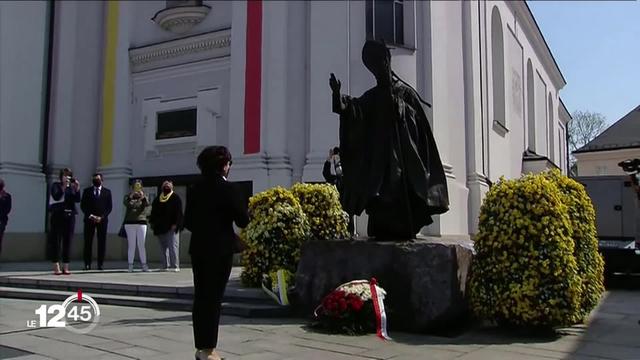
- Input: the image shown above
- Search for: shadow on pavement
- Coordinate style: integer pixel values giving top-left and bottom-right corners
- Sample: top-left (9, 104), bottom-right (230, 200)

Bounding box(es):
top-left (561, 276), bottom-right (640, 360)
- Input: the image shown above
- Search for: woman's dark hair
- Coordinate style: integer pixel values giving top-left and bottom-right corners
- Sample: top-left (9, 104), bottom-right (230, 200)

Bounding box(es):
top-left (332, 147), bottom-right (340, 156)
top-left (59, 168), bottom-right (73, 180)
top-left (0, 178), bottom-right (4, 192)
top-left (197, 146), bottom-right (232, 176)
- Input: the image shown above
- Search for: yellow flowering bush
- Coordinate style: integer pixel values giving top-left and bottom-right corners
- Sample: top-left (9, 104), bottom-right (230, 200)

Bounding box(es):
top-left (291, 183), bottom-right (349, 240)
top-left (543, 170), bottom-right (604, 321)
top-left (469, 174), bottom-right (582, 328)
top-left (240, 187), bottom-right (311, 286)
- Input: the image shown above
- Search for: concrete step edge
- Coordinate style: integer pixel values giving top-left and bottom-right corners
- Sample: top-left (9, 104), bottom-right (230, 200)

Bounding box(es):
top-left (0, 286), bottom-right (290, 318)
top-left (0, 277), bottom-right (271, 302)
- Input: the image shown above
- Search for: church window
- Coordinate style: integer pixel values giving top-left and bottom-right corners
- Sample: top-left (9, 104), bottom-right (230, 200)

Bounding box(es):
top-left (491, 6), bottom-right (506, 130)
top-left (366, 0), bottom-right (404, 45)
top-left (156, 108), bottom-right (197, 140)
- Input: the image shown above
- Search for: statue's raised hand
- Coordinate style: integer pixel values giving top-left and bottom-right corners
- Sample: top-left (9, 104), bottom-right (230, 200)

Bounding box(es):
top-left (329, 73), bottom-right (341, 94)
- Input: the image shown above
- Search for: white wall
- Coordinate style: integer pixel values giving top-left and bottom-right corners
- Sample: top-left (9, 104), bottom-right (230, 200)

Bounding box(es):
top-left (0, 1), bottom-right (49, 232)
top-left (485, 1), bottom-right (565, 182)
top-left (131, 59), bottom-right (231, 178)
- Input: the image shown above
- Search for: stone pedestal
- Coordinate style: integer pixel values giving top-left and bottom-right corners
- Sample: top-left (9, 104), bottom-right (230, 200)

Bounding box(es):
top-left (294, 236), bottom-right (474, 333)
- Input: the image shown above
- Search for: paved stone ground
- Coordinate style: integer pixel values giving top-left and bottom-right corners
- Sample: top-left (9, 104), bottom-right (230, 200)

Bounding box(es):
top-left (1, 288), bottom-right (639, 360)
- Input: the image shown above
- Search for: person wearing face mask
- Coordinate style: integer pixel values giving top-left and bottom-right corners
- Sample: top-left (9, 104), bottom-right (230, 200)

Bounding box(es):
top-left (184, 146), bottom-right (249, 360)
top-left (81, 173), bottom-right (113, 270)
top-left (123, 180), bottom-right (150, 272)
top-left (150, 180), bottom-right (183, 272)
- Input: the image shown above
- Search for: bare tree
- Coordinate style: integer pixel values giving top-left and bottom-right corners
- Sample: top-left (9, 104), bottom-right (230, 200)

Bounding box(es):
top-left (568, 110), bottom-right (607, 175)
top-left (569, 110), bottom-right (607, 152)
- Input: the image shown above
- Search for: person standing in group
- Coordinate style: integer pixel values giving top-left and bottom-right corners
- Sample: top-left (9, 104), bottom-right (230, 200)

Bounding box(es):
top-left (81, 173), bottom-right (112, 271)
top-left (123, 179), bottom-right (150, 272)
top-left (150, 180), bottom-right (183, 272)
top-left (48, 168), bottom-right (81, 275)
top-left (322, 146), bottom-right (343, 192)
top-left (0, 178), bottom-right (12, 258)
top-left (184, 146), bottom-right (249, 360)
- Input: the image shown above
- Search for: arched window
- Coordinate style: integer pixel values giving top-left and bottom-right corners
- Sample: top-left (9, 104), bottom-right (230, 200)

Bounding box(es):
top-left (548, 94), bottom-right (554, 162)
top-left (491, 6), bottom-right (505, 129)
top-left (526, 59), bottom-right (535, 151)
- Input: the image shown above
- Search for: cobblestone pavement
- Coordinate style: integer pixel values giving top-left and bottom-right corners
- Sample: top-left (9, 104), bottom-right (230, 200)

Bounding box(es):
top-left (1, 289), bottom-right (639, 360)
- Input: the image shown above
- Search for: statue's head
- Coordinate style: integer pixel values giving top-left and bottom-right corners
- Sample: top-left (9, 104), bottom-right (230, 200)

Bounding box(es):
top-left (362, 40), bottom-right (391, 85)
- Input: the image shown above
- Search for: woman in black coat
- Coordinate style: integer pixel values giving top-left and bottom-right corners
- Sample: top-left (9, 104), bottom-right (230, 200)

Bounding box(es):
top-left (0, 178), bottom-right (12, 257)
top-left (184, 146), bottom-right (249, 360)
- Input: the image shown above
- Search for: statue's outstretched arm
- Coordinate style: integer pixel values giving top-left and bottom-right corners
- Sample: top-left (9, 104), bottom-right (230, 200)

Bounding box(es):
top-left (330, 73), bottom-right (346, 114)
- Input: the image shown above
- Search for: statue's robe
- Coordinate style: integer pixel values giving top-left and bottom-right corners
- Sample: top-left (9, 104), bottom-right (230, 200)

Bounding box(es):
top-left (338, 80), bottom-right (449, 238)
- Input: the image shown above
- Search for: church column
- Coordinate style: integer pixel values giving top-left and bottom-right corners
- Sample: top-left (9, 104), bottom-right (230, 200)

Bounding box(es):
top-left (302, 1), bottom-right (350, 182)
top-left (228, 0), bottom-right (270, 192)
top-left (426, 1), bottom-right (470, 237)
top-left (261, 1), bottom-right (293, 188)
top-left (97, 0), bottom-right (133, 232)
top-left (48, 0), bottom-right (78, 183)
top-left (462, 1), bottom-right (490, 235)
top-left (0, 1), bottom-right (49, 233)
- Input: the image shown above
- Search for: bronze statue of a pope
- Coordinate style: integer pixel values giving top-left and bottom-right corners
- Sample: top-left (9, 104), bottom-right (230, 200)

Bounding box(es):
top-left (330, 40), bottom-right (449, 240)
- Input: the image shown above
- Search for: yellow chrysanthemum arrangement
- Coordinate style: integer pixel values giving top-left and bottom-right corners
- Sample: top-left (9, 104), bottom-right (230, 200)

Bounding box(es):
top-left (469, 173), bottom-right (583, 328)
top-left (543, 170), bottom-right (604, 321)
top-left (291, 183), bottom-right (349, 240)
top-left (240, 187), bottom-right (311, 286)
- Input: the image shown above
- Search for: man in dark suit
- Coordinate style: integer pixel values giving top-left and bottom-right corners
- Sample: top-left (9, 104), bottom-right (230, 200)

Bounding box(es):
top-left (80, 173), bottom-right (112, 270)
top-left (184, 146), bottom-right (249, 360)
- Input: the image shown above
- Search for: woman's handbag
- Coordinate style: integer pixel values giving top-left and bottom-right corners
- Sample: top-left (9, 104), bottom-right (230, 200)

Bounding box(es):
top-left (118, 223), bottom-right (127, 238)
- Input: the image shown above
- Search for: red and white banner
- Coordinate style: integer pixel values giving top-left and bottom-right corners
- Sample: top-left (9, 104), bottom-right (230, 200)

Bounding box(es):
top-left (369, 278), bottom-right (391, 340)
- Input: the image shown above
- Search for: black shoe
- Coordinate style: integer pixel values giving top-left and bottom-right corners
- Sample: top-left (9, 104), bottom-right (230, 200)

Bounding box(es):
top-left (98, 265), bottom-right (104, 271)
top-left (84, 265), bottom-right (91, 271)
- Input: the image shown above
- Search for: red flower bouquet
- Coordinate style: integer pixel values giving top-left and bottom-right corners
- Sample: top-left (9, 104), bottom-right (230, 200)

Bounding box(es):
top-left (313, 279), bottom-right (389, 337)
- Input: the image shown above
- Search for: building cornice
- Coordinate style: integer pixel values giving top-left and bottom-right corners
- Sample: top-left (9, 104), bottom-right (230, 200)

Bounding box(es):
top-left (506, 1), bottom-right (566, 89)
top-left (559, 98), bottom-right (571, 125)
top-left (129, 28), bottom-right (231, 73)
top-left (573, 145), bottom-right (640, 156)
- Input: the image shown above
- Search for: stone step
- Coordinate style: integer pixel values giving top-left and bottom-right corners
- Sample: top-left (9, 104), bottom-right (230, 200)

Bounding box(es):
top-left (0, 276), bottom-right (270, 303)
top-left (0, 286), bottom-right (290, 318)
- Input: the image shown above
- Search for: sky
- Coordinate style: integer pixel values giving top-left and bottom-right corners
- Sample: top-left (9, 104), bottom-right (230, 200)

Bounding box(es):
top-left (527, 0), bottom-right (640, 124)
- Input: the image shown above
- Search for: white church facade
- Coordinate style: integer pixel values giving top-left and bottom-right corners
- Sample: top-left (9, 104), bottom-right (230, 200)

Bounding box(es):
top-left (0, 0), bottom-right (569, 261)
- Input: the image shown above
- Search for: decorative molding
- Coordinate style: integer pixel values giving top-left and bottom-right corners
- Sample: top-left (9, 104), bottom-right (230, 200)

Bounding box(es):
top-left (152, 5), bottom-right (211, 35)
top-left (96, 165), bottom-right (133, 178)
top-left (558, 98), bottom-right (571, 125)
top-left (266, 153), bottom-right (293, 171)
top-left (492, 119), bottom-right (509, 137)
top-left (443, 163), bottom-right (455, 179)
top-left (132, 57), bottom-right (230, 84)
top-left (232, 153), bottom-right (268, 171)
top-left (0, 161), bottom-right (43, 175)
top-left (466, 172), bottom-right (490, 187)
top-left (129, 29), bottom-right (231, 73)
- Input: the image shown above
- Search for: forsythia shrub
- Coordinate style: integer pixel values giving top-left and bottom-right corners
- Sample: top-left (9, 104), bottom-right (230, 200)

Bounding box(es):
top-left (291, 183), bottom-right (349, 240)
top-left (543, 170), bottom-right (604, 321)
top-left (240, 187), bottom-right (310, 287)
top-left (469, 174), bottom-right (582, 328)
